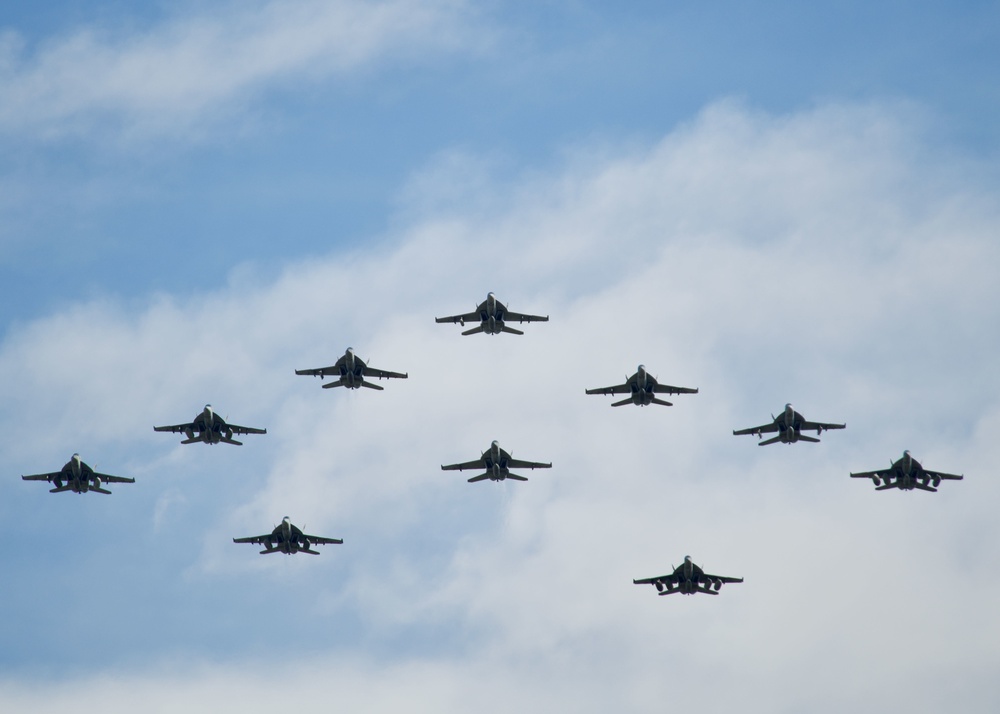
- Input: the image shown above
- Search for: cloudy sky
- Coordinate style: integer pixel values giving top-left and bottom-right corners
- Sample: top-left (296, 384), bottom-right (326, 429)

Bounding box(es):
top-left (1, 1), bottom-right (999, 711)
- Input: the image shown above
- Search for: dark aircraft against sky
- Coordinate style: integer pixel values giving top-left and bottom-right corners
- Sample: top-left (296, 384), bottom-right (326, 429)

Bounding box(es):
top-left (295, 346), bottom-right (408, 390)
top-left (21, 453), bottom-right (135, 494)
top-left (732, 403), bottom-right (846, 445)
top-left (850, 450), bottom-right (963, 492)
top-left (441, 440), bottom-right (552, 482)
top-left (153, 404), bottom-right (267, 445)
top-left (585, 364), bottom-right (698, 407)
top-left (233, 516), bottom-right (343, 555)
top-left (633, 555), bottom-right (744, 596)
top-left (435, 291), bottom-right (549, 335)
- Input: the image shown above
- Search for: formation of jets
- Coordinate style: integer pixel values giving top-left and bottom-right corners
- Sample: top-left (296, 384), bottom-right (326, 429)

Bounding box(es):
top-left (21, 291), bottom-right (965, 580)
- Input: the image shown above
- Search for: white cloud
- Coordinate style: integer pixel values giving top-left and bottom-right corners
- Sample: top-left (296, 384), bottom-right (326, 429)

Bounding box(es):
top-left (1, 101), bottom-right (999, 712)
top-left (0, 0), bottom-right (484, 140)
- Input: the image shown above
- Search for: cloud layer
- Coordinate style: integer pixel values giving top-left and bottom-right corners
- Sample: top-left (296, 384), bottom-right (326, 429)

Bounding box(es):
top-left (1, 100), bottom-right (999, 712)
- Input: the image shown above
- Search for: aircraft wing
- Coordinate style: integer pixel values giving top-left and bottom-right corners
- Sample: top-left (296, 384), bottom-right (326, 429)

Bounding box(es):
top-left (506, 458), bottom-right (552, 469)
top-left (227, 423), bottom-right (267, 436)
top-left (503, 310), bottom-right (549, 324)
top-left (652, 383), bottom-right (698, 395)
top-left (153, 422), bottom-right (194, 434)
top-left (850, 468), bottom-right (891, 480)
top-left (733, 423), bottom-right (779, 436)
top-left (799, 420), bottom-right (846, 432)
top-left (435, 310), bottom-right (480, 325)
top-left (21, 471), bottom-right (62, 482)
top-left (585, 383), bottom-right (630, 396)
top-left (94, 472), bottom-right (135, 484)
top-left (441, 459), bottom-right (486, 471)
top-left (925, 469), bottom-right (963, 481)
top-left (233, 534), bottom-right (270, 544)
top-left (304, 534), bottom-right (344, 545)
top-left (295, 365), bottom-right (340, 377)
top-left (633, 574), bottom-right (674, 585)
top-left (363, 366), bottom-right (408, 380)
top-left (704, 573), bottom-right (744, 584)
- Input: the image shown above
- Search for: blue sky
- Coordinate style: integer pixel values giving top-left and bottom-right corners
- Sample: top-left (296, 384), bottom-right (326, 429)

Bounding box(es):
top-left (1, 1), bottom-right (999, 712)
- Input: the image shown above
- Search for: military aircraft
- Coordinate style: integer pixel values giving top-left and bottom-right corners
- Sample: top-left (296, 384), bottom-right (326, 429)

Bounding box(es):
top-left (633, 556), bottom-right (743, 596)
top-left (850, 450), bottom-right (963, 492)
top-left (154, 404), bottom-right (266, 445)
top-left (22, 453), bottom-right (134, 494)
top-left (435, 292), bottom-right (548, 335)
top-left (295, 347), bottom-right (408, 390)
top-left (441, 440), bottom-right (552, 482)
top-left (233, 517), bottom-right (343, 555)
top-left (585, 365), bottom-right (698, 407)
top-left (733, 403), bottom-right (845, 445)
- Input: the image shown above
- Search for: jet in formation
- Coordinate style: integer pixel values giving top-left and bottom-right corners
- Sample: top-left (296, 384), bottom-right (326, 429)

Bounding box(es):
top-left (733, 403), bottom-right (845, 445)
top-left (22, 453), bottom-right (134, 494)
top-left (295, 347), bottom-right (408, 390)
top-left (435, 292), bottom-right (548, 335)
top-left (850, 450), bottom-right (963, 492)
top-left (154, 404), bottom-right (266, 445)
top-left (585, 365), bottom-right (698, 407)
top-left (633, 555), bottom-right (744, 596)
top-left (441, 440), bottom-right (552, 482)
top-left (233, 517), bottom-right (343, 554)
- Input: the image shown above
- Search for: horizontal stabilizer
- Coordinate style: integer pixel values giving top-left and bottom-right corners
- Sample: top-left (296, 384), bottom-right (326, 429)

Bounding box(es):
top-left (875, 482), bottom-right (900, 491)
top-left (461, 325), bottom-right (485, 336)
top-left (611, 397), bottom-right (633, 407)
top-left (758, 435), bottom-right (783, 446)
top-left (302, 549), bottom-right (321, 555)
top-left (259, 548), bottom-right (282, 555)
top-left (650, 398), bottom-right (674, 407)
top-left (220, 438), bottom-right (243, 446)
top-left (467, 473), bottom-right (492, 483)
top-left (180, 438), bottom-right (201, 444)
top-left (360, 380), bottom-right (385, 391)
top-left (500, 325), bottom-right (524, 335)
top-left (91, 487), bottom-right (112, 495)
top-left (657, 589), bottom-right (679, 596)
top-left (49, 485), bottom-right (72, 493)
top-left (796, 434), bottom-right (820, 443)
top-left (321, 381), bottom-right (346, 389)
top-left (914, 483), bottom-right (938, 492)
top-left (505, 473), bottom-right (528, 481)
top-left (696, 587), bottom-right (719, 595)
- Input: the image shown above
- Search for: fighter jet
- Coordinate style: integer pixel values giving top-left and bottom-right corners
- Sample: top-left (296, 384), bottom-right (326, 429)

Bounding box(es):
top-left (233, 517), bottom-right (343, 555)
top-left (154, 404), bottom-right (266, 445)
top-left (435, 292), bottom-right (548, 335)
top-left (22, 453), bottom-right (134, 494)
top-left (441, 440), bottom-right (552, 482)
top-left (850, 451), bottom-right (963, 492)
top-left (733, 403), bottom-right (845, 445)
top-left (585, 365), bottom-right (698, 407)
top-left (633, 555), bottom-right (743, 596)
top-left (295, 347), bottom-right (407, 390)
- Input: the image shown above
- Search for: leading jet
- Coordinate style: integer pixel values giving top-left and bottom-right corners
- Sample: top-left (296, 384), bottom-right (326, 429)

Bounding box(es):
top-left (154, 404), bottom-right (266, 445)
top-left (850, 451), bottom-right (963, 492)
top-left (233, 517), bottom-right (343, 555)
top-left (295, 347), bottom-right (408, 390)
top-left (733, 403), bottom-right (845, 445)
top-left (435, 292), bottom-right (548, 335)
top-left (442, 440), bottom-right (552, 482)
top-left (22, 453), bottom-right (134, 494)
top-left (585, 365), bottom-right (698, 407)
top-left (633, 556), bottom-right (743, 596)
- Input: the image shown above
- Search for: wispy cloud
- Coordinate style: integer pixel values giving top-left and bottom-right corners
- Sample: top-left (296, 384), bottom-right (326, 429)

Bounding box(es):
top-left (0, 0), bottom-right (483, 141)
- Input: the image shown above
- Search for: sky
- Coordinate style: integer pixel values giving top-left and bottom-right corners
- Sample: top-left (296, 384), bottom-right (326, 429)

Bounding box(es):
top-left (1, 1), bottom-right (999, 711)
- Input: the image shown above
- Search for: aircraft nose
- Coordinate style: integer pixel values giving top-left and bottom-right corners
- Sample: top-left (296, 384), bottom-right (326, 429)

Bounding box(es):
top-left (638, 364), bottom-right (645, 371)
